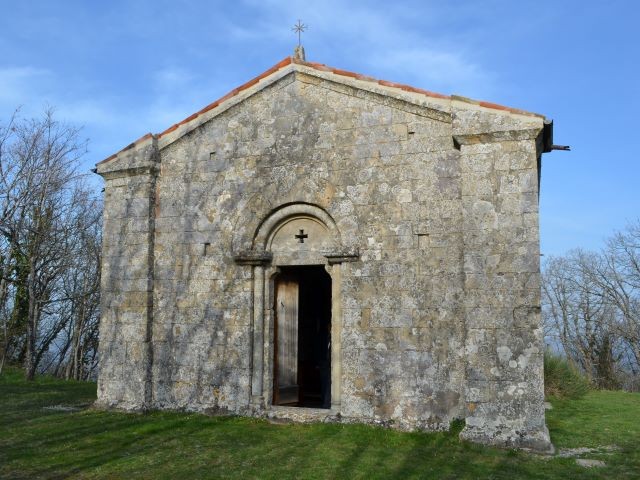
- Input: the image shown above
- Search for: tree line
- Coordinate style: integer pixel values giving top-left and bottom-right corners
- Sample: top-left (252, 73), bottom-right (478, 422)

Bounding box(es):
top-left (543, 221), bottom-right (640, 391)
top-left (0, 109), bottom-right (101, 381)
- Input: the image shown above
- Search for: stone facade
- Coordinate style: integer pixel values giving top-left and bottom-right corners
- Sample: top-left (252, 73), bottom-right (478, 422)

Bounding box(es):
top-left (95, 56), bottom-right (555, 452)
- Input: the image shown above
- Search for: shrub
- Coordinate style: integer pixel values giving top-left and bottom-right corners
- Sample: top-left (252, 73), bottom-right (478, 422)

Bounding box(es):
top-left (544, 350), bottom-right (591, 399)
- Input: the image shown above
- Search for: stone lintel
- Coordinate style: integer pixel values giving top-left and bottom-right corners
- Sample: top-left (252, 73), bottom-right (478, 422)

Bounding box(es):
top-left (233, 251), bottom-right (273, 266)
top-left (233, 250), bottom-right (359, 266)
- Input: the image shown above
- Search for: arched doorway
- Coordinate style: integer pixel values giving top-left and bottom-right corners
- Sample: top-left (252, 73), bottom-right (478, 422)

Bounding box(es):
top-left (233, 203), bottom-right (358, 414)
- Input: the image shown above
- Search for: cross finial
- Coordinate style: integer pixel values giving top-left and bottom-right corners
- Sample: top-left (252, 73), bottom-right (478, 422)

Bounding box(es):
top-left (292, 19), bottom-right (307, 47)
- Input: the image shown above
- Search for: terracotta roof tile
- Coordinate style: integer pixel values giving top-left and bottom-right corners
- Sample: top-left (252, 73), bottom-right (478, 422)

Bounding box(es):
top-left (478, 100), bottom-right (510, 111)
top-left (305, 61), bottom-right (332, 72)
top-left (330, 68), bottom-right (360, 79)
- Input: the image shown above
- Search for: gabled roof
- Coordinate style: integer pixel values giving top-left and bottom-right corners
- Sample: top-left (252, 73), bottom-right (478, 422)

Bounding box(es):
top-left (98, 56), bottom-right (546, 165)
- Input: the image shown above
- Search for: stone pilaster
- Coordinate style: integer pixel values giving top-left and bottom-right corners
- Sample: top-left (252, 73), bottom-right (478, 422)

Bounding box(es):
top-left (95, 135), bottom-right (158, 410)
top-left (455, 120), bottom-right (552, 452)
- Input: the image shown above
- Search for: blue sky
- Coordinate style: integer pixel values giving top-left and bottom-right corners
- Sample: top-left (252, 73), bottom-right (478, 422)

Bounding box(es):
top-left (1, 0), bottom-right (638, 255)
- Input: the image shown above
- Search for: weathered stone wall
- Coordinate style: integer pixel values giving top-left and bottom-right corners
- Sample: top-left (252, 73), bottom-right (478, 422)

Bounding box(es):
top-left (96, 63), bottom-right (551, 451)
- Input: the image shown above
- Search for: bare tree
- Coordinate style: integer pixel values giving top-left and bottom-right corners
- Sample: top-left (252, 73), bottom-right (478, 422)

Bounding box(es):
top-left (543, 252), bottom-right (621, 388)
top-left (0, 108), bottom-right (102, 380)
top-left (543, 222), bottom-right (640, 391)
top-left (33, 199), bottom-right (101, 381)
top-left (600, 223), bottom-right (640, 370)
top-left (61, 195), bottom-right (101, 380)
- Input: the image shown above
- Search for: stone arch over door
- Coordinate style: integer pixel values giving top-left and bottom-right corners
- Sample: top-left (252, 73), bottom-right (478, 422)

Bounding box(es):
top-left (233, 203), bottom-right (358, 414)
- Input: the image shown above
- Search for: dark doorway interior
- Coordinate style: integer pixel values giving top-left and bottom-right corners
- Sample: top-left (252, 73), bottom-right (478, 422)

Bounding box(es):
top-left (273, 265), bottom-right (331, 409)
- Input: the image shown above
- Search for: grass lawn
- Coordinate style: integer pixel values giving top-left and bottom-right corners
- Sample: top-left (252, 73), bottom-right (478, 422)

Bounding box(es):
top-left (1, 368), bottom-right (639, 479)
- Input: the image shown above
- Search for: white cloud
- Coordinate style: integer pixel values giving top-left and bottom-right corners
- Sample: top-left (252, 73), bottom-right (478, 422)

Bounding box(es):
top-left (145, 66), bottom-right (207, 130)
top-left (368, 47), bottom-right (492, 96)
top-left (152, 66), bottom-right (197, 93)
top-left (56, 100), bottom-right (123, 129)
top-left (0, 66), bottom-right (52, 107)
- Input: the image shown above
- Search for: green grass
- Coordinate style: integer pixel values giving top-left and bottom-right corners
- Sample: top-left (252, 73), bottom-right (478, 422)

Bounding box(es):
top-left (1, 368), bottom-right (639, 479)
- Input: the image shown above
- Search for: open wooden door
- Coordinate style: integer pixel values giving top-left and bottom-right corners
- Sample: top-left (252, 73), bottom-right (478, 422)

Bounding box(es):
top-left (274, 275), bottom-right (299, 405)
top-left (273, 266), bottom-right (332, 408)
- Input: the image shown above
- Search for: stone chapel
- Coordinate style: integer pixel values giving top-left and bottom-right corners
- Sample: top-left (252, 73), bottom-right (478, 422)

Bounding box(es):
top-left (95, 51), bottom-right (556, 452)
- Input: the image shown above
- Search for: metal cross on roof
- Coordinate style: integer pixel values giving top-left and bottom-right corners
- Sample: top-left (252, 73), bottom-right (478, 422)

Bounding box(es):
top-left (292, 19), bottom-right (307, 46)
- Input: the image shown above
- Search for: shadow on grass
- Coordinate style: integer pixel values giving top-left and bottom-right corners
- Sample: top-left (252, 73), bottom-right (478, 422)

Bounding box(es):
top-left (2, 369), bottom-right (640, 479)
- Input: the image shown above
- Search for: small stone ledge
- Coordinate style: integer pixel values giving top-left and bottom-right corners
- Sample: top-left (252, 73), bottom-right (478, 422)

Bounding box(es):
top-left (43, 403), bottom-right (91, 412)
top-left (100, 165), bottom-right (159, 180)
top-left (453, 128), bottom-right (542, 148)
top-left (325, 248), bottom-right (360, 264)
top-left (576, 459), bottom-right (606, 468)
top-left (266, 406), bottom-right (339, 424)
top-left (557, 445), bottom-right (620, 458)
top-left (459, 424), bottom-right (555, 454)
top-left (92, 399), bottom-right (150, 413)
